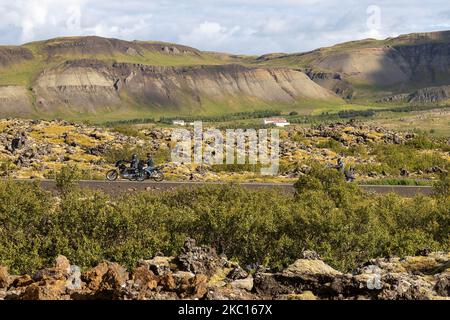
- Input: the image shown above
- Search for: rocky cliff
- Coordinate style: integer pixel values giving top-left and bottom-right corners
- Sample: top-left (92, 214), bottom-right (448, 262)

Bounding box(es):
top-left (0, 239), bottom-right (448, 300)
top-left (305, 69), bottom-right (354, 99)
top-left (31, 60), bottom-right (340, 114)
top-left (0, 46), bottom-right (33, 67)
top-left (38, 36), bottom-right (202, 58)
top-left (259, 31), bottom-right (450, 100)
top-left (379, 85), bottom-right (450, 104)
top-left (0, 35), bottom-right (342, 117)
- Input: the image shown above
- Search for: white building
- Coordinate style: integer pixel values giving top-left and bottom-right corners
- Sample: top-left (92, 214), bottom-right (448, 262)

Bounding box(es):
top-left (263, 117), bottom-right (290, 127)
top-left (172, 119), bottom-right (186, 126)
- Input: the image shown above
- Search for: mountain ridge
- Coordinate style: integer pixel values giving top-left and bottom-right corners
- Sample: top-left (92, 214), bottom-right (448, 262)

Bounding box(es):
top-left (1, 30), bottom-right (450, 120)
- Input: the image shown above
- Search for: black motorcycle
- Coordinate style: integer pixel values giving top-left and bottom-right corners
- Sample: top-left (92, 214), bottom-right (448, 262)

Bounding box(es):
top-left (106, 160), bottom-right (146, 181)
top-left (106, 160), bottom-right (164, 182)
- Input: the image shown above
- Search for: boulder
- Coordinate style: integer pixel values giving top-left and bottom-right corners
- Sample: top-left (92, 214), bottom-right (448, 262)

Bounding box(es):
top-left (66, 265), bottom-right (82, 290)
top-left (139, 256), bottom-right (175, 275)
top-left (283, 259), bottom-right (342, 278)
top-left (184, 274), bottom-right (208, 299)
top-left (160, 273), bottom-right (177, 291)
top-left (132, 266), bottom-right (158, 291)
top-left (32, 255), bottom-right (71, 281)
top-left (230, 276), bottom-right (254, 292)
top-left (82, 261), bottom-right (129, 299)
top-left (177, 238), bottom-right (225, 276)
top-left (0, 266), bottom-right (11, 289)
top-left (82, 262), bottom-right (109, 291)
top-left (22, 279), bottom-right (68, 300)
top-left (12, 274), bottom-right (34, 288)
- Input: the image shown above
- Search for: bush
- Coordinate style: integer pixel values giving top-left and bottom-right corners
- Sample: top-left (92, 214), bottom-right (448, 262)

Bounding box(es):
top-left (0, 175), bottom-right (448, 274)
top-left (55, 165), bottom-right (80, 192)
top-left (111, 125), bottom-right (146, 138)
top-left (405, 134), bottom-right (437, 150)
top-left (0, 180), bottom-right (54, 274)
top-left (434, 172), bottom-right (450, 197)
top-left (370, 144), bottom-right (449, 174)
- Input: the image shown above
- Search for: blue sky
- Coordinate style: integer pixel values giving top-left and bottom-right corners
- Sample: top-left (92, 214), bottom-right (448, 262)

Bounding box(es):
top-left (0, 0), bottom-right (449, 54)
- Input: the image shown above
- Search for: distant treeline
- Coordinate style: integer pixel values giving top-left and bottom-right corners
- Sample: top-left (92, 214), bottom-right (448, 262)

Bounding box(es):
top-left (104, 118), bottom-right (155, 127)
top-left (336, 104), bottom-right (449, 119)
top-left (337, 110), bottom-right (376, 118)
top-left (159, 110), bottom-right (282, 124)
top-left (102, 105), bottom-right (448, 127)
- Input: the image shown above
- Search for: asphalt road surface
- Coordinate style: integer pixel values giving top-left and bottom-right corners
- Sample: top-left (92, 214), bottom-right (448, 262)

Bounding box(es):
top-left (27, 179), bottom-right (434, 197)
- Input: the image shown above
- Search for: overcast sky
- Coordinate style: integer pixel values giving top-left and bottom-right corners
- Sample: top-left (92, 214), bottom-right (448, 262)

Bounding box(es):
top-left (0, 0), bottom-right (449, 54)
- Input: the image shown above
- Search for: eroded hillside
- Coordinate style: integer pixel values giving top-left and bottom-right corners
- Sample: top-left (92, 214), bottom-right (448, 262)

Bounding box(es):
top-left (0, 36), bottom-right (341, 118)
top-left (257, 31), bottom-right (450, 101)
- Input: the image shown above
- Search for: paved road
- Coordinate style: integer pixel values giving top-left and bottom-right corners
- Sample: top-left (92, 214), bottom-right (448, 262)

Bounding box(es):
top-left (29, 179), bottom-right (434, 197)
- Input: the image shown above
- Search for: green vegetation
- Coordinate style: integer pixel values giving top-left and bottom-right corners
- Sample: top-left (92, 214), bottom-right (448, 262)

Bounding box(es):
top-left (103, 118), bottom-right (156, 127)
top-left (55, 164), bottom-right (81, 192)
top-left (311, 131), bottom-right (449, 177)
top-left (110, 125), bottom-right (146, 139)
top-left (210, 163), bottom-right (262, 173)
top-left (369, 109), bottom-right (450, 137)
top-left (0, 166), bottom-right (448, 274)
top-left (160, 110), bottom-right (282, 124)
top-left (360, 178), bottom-right (433, 186)
top-left (434, 172), bottom-right (450, 197)
top-left (367, 143), bottom-right (448, 175)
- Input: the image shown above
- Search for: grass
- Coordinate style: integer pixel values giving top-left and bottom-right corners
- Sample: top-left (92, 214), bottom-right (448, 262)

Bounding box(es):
top-left (64, 133), bottom-right (98, 147)
top-left (368, 109), bottom-right (450, 137)
top-left (20, 96), bottom-right (346, 124)
top-left (310, 103), bottom-right (393, 115)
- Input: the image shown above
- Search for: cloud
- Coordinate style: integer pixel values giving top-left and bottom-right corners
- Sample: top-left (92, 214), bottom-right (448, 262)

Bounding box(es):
top-left (179, 21), bottom-right (241, 50)
top-left (260, 18), bottom-right (288, 35)
top-left (13, 0), bottom-right (87, 42)
top-left (0, 0), bottom-right (449, 54)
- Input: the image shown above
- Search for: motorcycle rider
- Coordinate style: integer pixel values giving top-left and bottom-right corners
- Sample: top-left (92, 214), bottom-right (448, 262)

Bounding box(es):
top-left (128, 154), bottom-right (140, 173)
top-left (144, 153), bottom-right (155, 176)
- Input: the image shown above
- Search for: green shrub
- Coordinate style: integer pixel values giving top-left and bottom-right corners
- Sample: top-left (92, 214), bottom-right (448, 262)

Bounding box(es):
top-left (55, 165), bottom-right (80, 192)
top-left (0, 174), bottom-right (448, 274)
top-left (370, 144), bottom-right (449, 174)
top-left (405, 134), bottom-right (437, 150)
top-left (111, 125), bottom-right (146, 138)
top-left (434, 172), bottom-right (450, 197)
top-left (0, 180), bottom-right (54, 274)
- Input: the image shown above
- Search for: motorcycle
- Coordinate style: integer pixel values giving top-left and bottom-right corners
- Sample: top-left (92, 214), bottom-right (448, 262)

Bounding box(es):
top-left (106, 160), bottom-right (165, 182)
top-left (144, 166), bottom-right (165, 182)
top-left (106, 160), bottom-right (146, 181)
